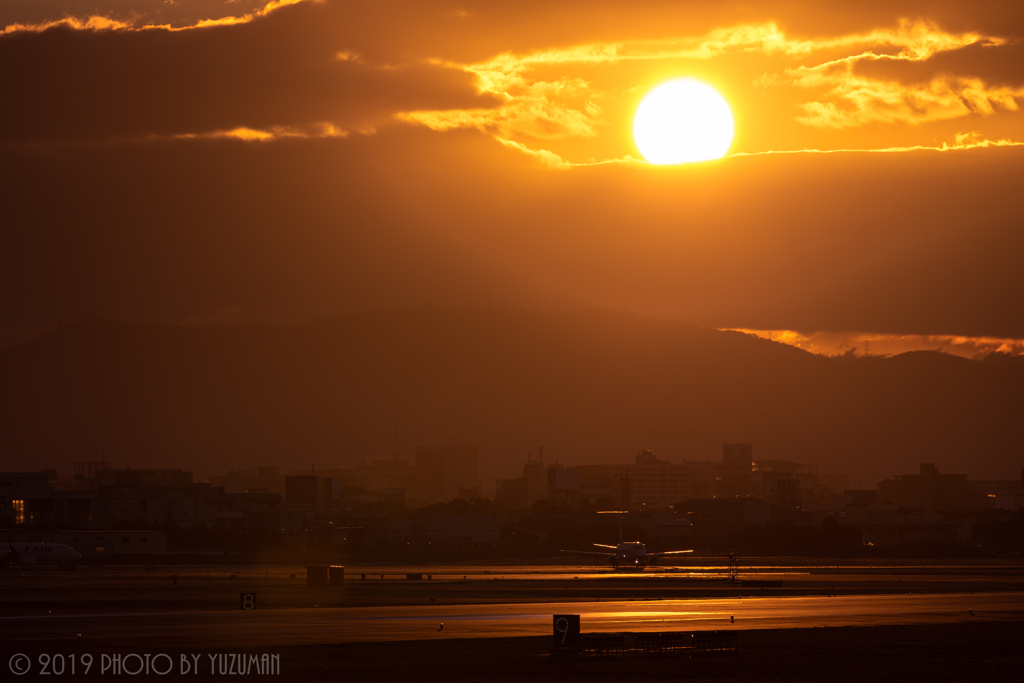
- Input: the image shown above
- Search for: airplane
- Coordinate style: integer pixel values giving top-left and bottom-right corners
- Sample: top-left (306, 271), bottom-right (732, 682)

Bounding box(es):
top-left (561, 515), bottom-right (692, 570)
top-left (1, 541), bottom-right (82, 567)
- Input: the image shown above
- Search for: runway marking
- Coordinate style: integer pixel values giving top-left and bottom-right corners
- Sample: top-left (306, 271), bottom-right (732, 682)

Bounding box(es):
top-left (6, 592), bottom-right (1022, 647)
top-left (0, 610), bottom-right (235, 621)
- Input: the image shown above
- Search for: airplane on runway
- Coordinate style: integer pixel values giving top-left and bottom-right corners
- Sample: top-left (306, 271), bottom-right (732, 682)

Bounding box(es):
top-left (1, 541), bottom-right (82, 567)
top-left (561, 516), bottom-right (692, 569)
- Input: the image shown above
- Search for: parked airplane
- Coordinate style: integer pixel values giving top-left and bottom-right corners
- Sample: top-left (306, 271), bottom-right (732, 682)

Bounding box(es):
top-left (1, 541), bottom-right (82, 567)
top-left (561, 515), bottom-right (692, 569)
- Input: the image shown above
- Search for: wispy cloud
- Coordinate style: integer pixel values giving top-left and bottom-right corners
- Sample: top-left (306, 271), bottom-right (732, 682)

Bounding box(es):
top-left (399, 20), bottom-right (1019, 165)
top-left (729, 131), bottom-right (1024, 156)
top-left (173, 122), bottom-right (349, 142)
top-left (726, 328), bottom-right (1024, 359)
top-left (789, 57), bottom-right (1023, 129)
top-left (1, 0), bottom-right (315, 35)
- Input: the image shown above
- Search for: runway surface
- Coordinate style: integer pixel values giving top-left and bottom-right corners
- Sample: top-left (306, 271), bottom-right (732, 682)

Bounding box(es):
top-left (3, 592), bottom-right (1022, 647)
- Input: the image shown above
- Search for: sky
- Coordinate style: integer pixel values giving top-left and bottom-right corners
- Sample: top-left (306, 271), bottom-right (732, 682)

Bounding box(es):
top-left (2, 0), bottom-right (1023, 355)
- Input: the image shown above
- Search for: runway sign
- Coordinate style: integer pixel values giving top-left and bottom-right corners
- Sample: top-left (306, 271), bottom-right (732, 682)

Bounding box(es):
top-left (239, 592), bottom-right (256, 610)
top-left (552, 614), bottom-right (580, 648)
top-left (329, 566), bottom-right (345, 586)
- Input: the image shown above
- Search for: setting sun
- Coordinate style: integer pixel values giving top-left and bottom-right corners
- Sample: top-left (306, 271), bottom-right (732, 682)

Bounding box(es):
top-left (633, 78), bottom-right (735, 164)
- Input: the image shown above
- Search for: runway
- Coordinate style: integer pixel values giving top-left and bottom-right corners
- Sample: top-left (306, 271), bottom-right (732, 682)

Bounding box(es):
top-left (3, 592), bottom-right (1022, 647)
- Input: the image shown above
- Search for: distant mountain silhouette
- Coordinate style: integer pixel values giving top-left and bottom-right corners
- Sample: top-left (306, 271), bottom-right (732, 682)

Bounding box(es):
top-left (1, 307), bottom-right (1021, 488)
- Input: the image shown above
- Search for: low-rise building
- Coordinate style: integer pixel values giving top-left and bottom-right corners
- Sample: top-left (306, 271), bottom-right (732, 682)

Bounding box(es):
top-left (877, 463), bottom-right (984, 510)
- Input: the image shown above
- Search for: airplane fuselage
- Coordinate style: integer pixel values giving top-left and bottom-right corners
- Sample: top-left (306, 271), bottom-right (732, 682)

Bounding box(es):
top-left (612, 542), bottom-right (649, 568)
top-left (2, 543), bottom-right (82, 566)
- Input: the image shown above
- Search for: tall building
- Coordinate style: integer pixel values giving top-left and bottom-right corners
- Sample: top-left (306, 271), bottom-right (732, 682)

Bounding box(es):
top-left (284, 475), bottom-right (319, 508)
top-left (722, 443), bottom-right (753, 477)
top-left (776, 478), bottom-right (803, 509)
top-left (718, 443), bottom-right (754, 497)
top-left (631, 449), bottom-right (690, 507)
top-left (495, 452), bottom-right (550, 511)
top-left (523, 458), bottom-right (548, 508)
top-left (415, 443), bottom-right (479, 504)
top-left (688, 460), bottom-right (718, 499)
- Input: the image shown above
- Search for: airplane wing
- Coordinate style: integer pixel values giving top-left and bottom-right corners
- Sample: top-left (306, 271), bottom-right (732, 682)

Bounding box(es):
top-left (561, 549), bottom-right (616, 558)
top-left (645, 550), bottom-right (694, 558)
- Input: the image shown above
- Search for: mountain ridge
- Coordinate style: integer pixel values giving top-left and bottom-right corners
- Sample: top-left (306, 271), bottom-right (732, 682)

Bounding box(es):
top-left (1, 307), bottom-right (1020, 489)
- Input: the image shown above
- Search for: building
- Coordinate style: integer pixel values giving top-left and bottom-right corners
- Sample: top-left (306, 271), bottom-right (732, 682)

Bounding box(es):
top-left (354, 458), bottom-right (416, 497)
top-left (631, 449), bottom-right (690, 508)
top-left (96, 468), bottom-right (194, 489)
top-left (497, 450), bottom-right (714, 511)
top-left (209, 466), bottom-right (287, 495)
top-left (877, 463), bottom-right (983, 511)
top-left (776, 479), bottom-right (803, 509)
top-left (844, 489), bottom-right (878, 506)
top-left (285, 476), bottom-right (320, 509)
top-left (547, 464), bottom-right (581, 507)
top-left (2, 468), bottom-right (298, 533)
top-left (0, 472), bottom-right (54, 527)
top-left (523, 457), bottom-right (549, 508)
top-left (415, 443), bottom-right (480, 504)
top-left (496, 453), bottom-right (561, 511)
top-left (688, 461), bottom-right (718, 499)
top-left (755, 460), bottom-right (821, 508)
top-left (718, 443), bottom-right (754, 497)
top-left (574, 463), bottom-right (634, 508)
top-left (969, 478), bottom-right (1024, 510)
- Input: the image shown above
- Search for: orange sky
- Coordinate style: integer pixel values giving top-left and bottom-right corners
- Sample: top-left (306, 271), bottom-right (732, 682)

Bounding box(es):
top-left (1, 0), bottom-right (1022, 353)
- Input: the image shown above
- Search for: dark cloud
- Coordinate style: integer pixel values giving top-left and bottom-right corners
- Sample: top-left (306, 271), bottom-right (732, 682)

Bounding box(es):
top-left (0, 1), bottom-right (499, 143)
top-left (854, 42), bottom-right (1024, 88)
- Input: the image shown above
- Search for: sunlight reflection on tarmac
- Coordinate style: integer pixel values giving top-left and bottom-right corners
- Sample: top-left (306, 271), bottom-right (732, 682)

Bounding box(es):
top-left (4, 592), bottom-right (1023, 646)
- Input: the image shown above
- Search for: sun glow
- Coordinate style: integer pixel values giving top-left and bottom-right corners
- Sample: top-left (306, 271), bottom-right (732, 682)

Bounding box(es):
top-left (633, 79), bottom-right (734, 164)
